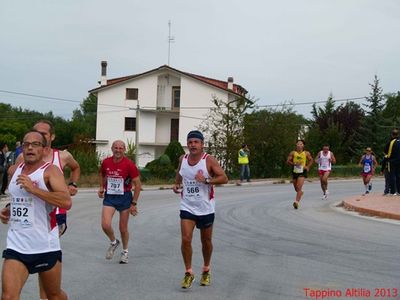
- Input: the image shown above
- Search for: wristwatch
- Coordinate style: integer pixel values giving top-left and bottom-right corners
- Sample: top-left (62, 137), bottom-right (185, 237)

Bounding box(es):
top-left (68, 182), bottom-right (78, 188)
top-left (131, 201), bottom-right (137, 206)
top-left (205, 178), bottom-right (211, 184)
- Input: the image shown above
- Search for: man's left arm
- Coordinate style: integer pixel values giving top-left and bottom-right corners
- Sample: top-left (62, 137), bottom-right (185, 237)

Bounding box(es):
top-left (330, 152), bottom-right (337, 164)
top-left (18, 165), bottom-right (72, 209)
top-left (63, 151), bottom-right (80, 196)
top-left (130, 165), bottom-right (142, 216)
top-left (208, 156), bottom-right (228, 185)
top-left (306, 152), bottom-right (314, 171)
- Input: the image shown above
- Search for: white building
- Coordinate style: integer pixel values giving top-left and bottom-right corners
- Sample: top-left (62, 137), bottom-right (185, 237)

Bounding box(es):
top-left (89, 62), bottom-right (248, 167)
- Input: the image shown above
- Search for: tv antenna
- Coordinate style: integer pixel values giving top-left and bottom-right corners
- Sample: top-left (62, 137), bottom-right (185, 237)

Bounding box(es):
top-left (167, 20), bottom-right (175, 66)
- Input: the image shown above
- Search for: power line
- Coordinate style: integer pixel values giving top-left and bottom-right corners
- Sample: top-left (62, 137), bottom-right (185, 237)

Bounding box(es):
top-left (0, 89), bottom-right (135, 110)
top-left (256, 96), bottom-right (367, 108)
top-left (0, 89), bottom-right (369, 111)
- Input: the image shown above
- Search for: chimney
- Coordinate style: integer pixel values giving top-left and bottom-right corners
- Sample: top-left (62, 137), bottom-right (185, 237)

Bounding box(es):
top-left (100, 61), bottom-right (107, 86)
top-left (227, 77), bottom-right (234, 90)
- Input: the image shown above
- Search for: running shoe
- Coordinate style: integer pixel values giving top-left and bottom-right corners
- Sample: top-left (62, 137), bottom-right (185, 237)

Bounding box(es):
top-left (119, 251), bottom-right (128, 264)
top-left (321, 194), bottom-right (327, 200)
top-left (365, 190), bottom-right (370, 194)
top-left (293, 201), bottom-right (299, 209)
top-left (200, 271), bottom-right (211, 286)
top-left (181, 272), bottom-right (195, 289)
top-left (105, 239), bottom-right (120, 260)
top-left (368, 183), bottom-right (372, 191)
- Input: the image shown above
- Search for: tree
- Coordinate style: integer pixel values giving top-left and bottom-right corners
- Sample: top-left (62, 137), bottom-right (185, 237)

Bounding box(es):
top-left (307, 96), bottom-right (364, 163)
top-left (354, 75), bottom-right (388, 156)
top-left (199, 95), bottom-right (255, 174)
top-left (70, 93), bottom-right (97, 139)
top-left (243, 106), bottom-right (305, 178)
top-left (383, 91), bottom-right (400, 126)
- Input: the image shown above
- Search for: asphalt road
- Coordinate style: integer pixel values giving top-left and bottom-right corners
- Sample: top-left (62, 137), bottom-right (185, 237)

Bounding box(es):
top-left (0, 179), bottom-right (399, 300)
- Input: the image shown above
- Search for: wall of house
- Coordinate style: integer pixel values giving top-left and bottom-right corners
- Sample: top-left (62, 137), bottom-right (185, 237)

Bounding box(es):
top-left (95, 69), bottom-right (239, 167)
top-left (138, 145), bottom-right (156, 166)
top-left (179, 76), bottom-right (229, 146)
top-left (155, 114), bottom-right (172, 144)
top-left (96, 75), bottom-right (158, 163)
top-left (157, 74), bottom-right (180, 109)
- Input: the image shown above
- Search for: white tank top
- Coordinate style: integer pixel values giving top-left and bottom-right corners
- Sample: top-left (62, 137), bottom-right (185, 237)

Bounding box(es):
top-left (51, 150), bottom-right (65, 215)
top-left (179, 153), bottom-right (215, 216)
top-left (7, 162), bottom-right (60, 254)
top-left (318, 151), bottom-right (332, 171)
top-left (52, 149), bottom-right (63, 172)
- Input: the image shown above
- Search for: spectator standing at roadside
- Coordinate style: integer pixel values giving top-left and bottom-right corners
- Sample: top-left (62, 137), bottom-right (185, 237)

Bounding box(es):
top-left (1, 144), bottom-right (12, 195)
top-left (380, 154), bottom-right (391, 195)
top-left (384, 129), bottom-right (400, 195)
top-left (0, 143), bottom-right (8, 196)
top-left (238, 144), bottom-right (251, 182)
top-left (15, 141), bottom-right (23, 157)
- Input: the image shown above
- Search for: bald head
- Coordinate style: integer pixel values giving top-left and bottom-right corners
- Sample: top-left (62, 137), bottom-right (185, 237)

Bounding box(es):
top-left (112, 140), bottom-right (126, 149)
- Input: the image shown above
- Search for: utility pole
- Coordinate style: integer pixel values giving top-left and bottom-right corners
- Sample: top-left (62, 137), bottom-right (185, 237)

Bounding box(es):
top-left (134, 101), bottom-right (140, 165)
top-left (167, 20), bottom-right (175, 66)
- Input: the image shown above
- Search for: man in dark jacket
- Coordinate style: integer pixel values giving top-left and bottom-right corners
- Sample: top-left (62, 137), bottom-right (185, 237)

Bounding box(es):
top-left (0, 143), bottom-right (7, 195)
top-left (384, 129), bottom-right (400, 195)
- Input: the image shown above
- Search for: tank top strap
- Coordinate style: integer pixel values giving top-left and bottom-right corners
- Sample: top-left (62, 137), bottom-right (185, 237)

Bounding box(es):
top-left (51, 149), bottom-right (63, 171)
top-left (40, 162), bottom-right (52, 170)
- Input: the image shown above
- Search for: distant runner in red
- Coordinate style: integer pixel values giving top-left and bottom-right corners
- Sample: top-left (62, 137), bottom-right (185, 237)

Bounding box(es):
top-left (98, 140), bottom-right (141, 264)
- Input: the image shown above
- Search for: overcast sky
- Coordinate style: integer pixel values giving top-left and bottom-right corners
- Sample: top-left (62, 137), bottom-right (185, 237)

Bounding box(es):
top-left (1, 0), bottom-right (399, 119)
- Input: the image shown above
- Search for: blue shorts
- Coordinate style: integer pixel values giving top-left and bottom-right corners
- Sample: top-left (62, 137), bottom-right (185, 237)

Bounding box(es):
top-left (103, 191), bottom-right (133, 212)
top-left (180, 210), bottom-right (215, 229)
top-left (2, 249), bottom-right (62, 274)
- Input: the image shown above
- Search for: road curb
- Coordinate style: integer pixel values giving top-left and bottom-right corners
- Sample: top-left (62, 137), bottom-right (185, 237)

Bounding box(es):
top-left (342, 194), bottom-right (400, 221)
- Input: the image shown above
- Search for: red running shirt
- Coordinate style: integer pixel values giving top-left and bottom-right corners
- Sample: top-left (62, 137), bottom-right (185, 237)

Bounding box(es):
top-left (100, 156), bottom-right (140, 192)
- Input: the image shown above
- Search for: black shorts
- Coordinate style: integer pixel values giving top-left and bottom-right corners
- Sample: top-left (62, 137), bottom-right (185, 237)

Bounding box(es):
top-left (2, 249), bottom-right (62, 274)
top-left (292, 170), bottom-right (308, 179)
top-left (180, 210), bottom-right (215, 229)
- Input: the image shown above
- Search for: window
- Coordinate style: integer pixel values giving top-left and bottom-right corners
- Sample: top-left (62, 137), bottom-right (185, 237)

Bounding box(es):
top-left (170, 119), bottom-right (179, 141)
top-left (126, 88), bottom-right (138, 100)
top-left (172, 87), bottom-right (180, 108)
top-left (125, 117), bottom-right (136, 131)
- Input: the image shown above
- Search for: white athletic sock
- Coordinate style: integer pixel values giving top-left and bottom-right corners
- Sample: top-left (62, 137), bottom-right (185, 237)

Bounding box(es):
top-left (111, 240), bottom-right (117, 245)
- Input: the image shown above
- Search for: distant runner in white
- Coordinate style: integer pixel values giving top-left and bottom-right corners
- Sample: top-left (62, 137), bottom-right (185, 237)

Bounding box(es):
top-left (315, 144), bottom-right (336, 200)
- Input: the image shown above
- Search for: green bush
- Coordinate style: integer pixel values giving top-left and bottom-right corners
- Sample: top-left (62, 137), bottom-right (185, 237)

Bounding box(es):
top-left (145, 157), bottom-right (175, 179)
top-left (139, 168), bottom-right (151, 182)
top-left (164, 140), bottom-right (185, 168)
top-left (69, 148), bottom-right (100, 175)
top-left (159, 154), bottom-right (171, 165)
